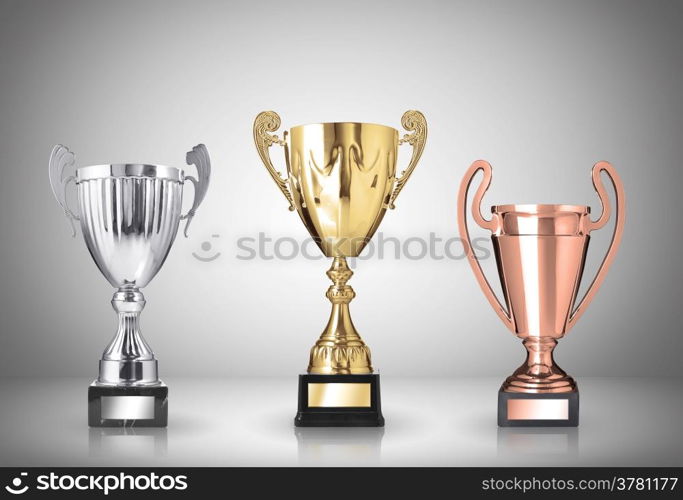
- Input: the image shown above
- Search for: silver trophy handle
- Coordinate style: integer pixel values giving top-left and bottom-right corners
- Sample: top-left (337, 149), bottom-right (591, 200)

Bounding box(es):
top-left (181, 144), bottom-right (211, 237)
top-left (48, 144), bottom-right (80, 237)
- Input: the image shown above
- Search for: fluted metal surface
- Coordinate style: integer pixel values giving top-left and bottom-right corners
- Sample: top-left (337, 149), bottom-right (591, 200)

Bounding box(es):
top-left (102, 312), bottom-right (154, 361)
top-left (78, 175), bottom-right (183, 289)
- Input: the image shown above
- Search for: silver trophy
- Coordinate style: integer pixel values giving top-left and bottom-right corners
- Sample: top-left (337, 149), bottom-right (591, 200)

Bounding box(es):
top-left (49, 144), bottom-right (210, 427)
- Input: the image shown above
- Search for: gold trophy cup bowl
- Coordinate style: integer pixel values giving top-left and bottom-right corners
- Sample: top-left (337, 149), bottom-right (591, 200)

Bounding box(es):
top-left (254, 111), bottom-right (427, 426)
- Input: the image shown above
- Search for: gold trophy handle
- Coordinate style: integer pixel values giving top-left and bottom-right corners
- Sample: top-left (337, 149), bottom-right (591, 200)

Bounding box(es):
top-left (253, 111), bottom-right (295, 211)
top-left (568, 161), bottom-right (626, 327)
top-left (388, 110), bottom-right (427, 209)
top-left (457, 160), bottom-right (514, 331)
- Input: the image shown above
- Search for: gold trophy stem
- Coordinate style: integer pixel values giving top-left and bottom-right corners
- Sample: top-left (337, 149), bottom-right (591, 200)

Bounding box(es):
top-left (307, 257), bottom-right (373, 375)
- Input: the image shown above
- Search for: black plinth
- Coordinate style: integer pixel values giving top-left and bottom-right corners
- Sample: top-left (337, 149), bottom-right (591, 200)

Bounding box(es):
top-left (498, 389), bottom-right (579, 427)
top-left (88, 382), bottom-right (168, 427)
top-left (295, 373), bottom-right (384, 427)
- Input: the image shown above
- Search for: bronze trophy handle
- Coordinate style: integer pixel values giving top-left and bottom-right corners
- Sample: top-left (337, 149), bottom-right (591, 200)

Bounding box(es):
top-left (253, 111), bottom-right (295, 211)
top-left (457, 160), bottom-right (514, 331)
top-left (388, 110), bottom-right (427, 209)
top-left (568, 161), bottom-right (626, 327)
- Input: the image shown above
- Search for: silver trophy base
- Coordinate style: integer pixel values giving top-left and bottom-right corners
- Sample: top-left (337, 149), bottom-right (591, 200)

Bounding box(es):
top-left (88, 381), bottom-right (168, 427)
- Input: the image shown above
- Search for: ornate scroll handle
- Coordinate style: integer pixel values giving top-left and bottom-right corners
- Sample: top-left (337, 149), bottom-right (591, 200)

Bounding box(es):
top-left (48, 144), bottom-right (80, 237)
top-left (253, 111), bottom-right (295, 211)
top-left (568, 161), bottom-right (625, 327)
top-left (457, 160), bottom-right (513, 331)
top-left (388, 110), bottom-right (427, 209)
top-left (181, 144), bottom-right (211, 237)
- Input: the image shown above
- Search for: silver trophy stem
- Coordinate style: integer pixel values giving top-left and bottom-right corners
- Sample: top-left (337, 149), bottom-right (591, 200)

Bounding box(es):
top-left (97, 288), bottom-right (159, 386)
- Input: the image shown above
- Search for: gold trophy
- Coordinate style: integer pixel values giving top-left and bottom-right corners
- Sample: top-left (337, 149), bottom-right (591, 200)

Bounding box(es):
top-left (254, 111), bottom-right (427, 426)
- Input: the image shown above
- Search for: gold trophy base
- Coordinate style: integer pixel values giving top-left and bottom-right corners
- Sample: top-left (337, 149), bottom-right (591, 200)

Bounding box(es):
top-left (295, 374), bottom-right (384, 427)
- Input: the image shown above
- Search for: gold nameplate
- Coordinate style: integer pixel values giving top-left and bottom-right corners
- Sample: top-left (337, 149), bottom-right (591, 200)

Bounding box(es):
top-left (507, 399), bottom-right (569, 420)
top-left (307, 383), bottom-right (371, 408)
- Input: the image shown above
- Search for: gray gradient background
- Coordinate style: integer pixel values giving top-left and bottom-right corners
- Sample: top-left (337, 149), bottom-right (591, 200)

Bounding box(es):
top-left (1, 0), bottom-right (681, 384)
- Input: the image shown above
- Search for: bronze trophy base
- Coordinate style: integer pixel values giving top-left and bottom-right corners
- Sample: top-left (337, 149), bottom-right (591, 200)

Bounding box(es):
top-left (498, 389), bottom-right (579, 427)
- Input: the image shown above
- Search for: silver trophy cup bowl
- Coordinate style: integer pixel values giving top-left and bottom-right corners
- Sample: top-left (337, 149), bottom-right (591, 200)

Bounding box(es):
top-left (49, 144), bottom-right (210, 427)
